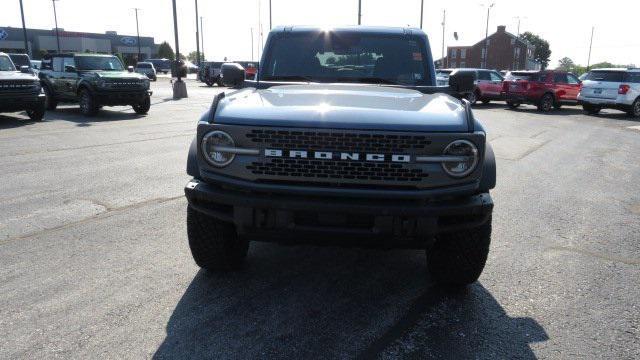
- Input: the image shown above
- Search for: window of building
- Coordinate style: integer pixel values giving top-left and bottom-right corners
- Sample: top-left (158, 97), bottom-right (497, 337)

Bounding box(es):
top-left (450, 61), bottom-right (457, 68)
top-left (460, 49), bottom-right (466, 59)
top-left (450, 49), bottom-right (457, 58)
top-left (511, 38), bottom-right (516, 45)
top-left (459, 61), bottom-right (466, 68)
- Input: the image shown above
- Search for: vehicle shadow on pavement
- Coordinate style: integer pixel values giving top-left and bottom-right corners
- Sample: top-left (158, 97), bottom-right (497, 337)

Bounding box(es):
top-left (153, 245), bottom-right (548, 359)
top-left (0, 114), bottom-right (36, 129)
top-left (506, 106), bottom-right (585, 116)
top-left (45, 107), bottom-right (145, 125)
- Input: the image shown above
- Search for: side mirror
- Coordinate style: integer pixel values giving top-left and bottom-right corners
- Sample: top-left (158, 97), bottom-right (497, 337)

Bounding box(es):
top-left (448, 71), bottom-right (475, 95)
top-left (127, 66), bottom-right (134, 73)
top-left (221, 63), bottom-right (245, 88)
top-left (20, 66), bottom-right (31, 74)
top-left (64, 65), bottom-right (76, 73)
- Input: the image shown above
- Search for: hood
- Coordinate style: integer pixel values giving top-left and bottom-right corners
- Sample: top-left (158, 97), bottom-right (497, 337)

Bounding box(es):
top-left (80, 70), bottom-right (146, 80)
top-left (214, 84), bottom-right (469, 132)
top-left (0, 71), bottom-right (38, 81)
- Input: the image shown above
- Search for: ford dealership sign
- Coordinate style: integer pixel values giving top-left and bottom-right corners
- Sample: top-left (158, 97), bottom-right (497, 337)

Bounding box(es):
top-left (0, 29), bottom-right (8, 41)
top-left (120, 36), bottom-right (137, 45)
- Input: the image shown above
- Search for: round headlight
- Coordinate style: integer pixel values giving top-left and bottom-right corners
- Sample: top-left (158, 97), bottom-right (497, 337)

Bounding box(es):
top-left (201, 130), bottom-right (235, 167)
top-left (441, 140), bottom-right (479, 178)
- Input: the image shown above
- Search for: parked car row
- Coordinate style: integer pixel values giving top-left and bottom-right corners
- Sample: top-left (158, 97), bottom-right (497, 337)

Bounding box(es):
top-left (0, 52), bottom-right (153, 120)
top-left (197, 60), bottom-right (258, 87)
top-left (435, 67), bottom-right (640, 117)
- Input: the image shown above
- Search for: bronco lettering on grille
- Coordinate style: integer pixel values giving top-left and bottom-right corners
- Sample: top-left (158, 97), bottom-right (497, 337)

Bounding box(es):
top-left (265, 149), bottom-right (412, 163)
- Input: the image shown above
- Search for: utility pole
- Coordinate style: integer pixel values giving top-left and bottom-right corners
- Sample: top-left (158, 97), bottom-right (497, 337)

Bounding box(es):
top-left (514, 16), bottom-right (527, 37)
top-left (269, 0), bottom-right (272, 30)
top-left (251, 28), bottom-right (254, 61)
top-left (172, 0), bottom-right (187, 98)
top-left (419, 0), bottom-right (424, 29)
top-left (200, 17), bottom-right (204, 61)
top-left (194, 0), bottom-right (200, 66)
top-left (132, 8), bottom-right (142, 62)
top-left (258, 0), bottom-right (262, 58)
top-left (482, 3), bottom-right (495, 69)
top-left (586, 26), bottom-right (594, 71)
top-left (441, 10), bottom-right (446, 68)
top-left (51, 0), bottom-right (61, 53)
top-left (18, 0), bottom-right (29, 55)
top-left (358, 0), bottom-right (362, 25)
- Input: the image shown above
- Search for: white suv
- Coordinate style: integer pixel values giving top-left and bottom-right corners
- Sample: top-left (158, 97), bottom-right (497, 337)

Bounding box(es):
top-left (578, 68), bottom-right (640, 117)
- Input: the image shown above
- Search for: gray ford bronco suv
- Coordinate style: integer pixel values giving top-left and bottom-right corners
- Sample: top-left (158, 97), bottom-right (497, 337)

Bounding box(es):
top-left (0, 52), bottom-right (46, 121)
top-left (39, 53), bottom-right (152, 116)
top-left (185, 26), bottom-right (496, 286)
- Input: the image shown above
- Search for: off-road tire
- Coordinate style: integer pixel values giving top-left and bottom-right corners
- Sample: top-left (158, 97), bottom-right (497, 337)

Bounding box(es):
top-left (482, 99), bottom-right (491, 105)
top-left (537, 93), bottom-right (554, 112)
top-left (628, 98), bottom-right (640, 118)
top-left (427, 217), bottom-right (492, 286)
top-left (506, 101), bottom-right (520, 109)
top-left (217, 77), bottom-right (224, 87)
top-left (79, 88), bottom-right (99, 116)
top-left (205, 79), bottom-right (214, 87)
top-left (187, 206), bottom-right (249, 271)
top-left (43, 85), bottom-right (57, 111)
top-left (133, 95), bottom-right (151, 114)
top-left (26, 103), bottom-right (46, 121)
top-left (583, 103), bottom-right (601, 115)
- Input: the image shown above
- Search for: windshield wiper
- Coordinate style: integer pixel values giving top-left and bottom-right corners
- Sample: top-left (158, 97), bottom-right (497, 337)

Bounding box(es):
top-left (349, 77), bottom-right (404, 85)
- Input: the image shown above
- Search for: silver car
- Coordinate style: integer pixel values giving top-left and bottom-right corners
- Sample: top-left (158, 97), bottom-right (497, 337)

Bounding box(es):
top-left (578, 68), bottom-right (640, 117)
top-left (134, 62), bottom-right (157, 81)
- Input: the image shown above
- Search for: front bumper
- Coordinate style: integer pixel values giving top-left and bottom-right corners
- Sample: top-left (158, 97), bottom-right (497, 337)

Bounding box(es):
top-left (184, 178), bottom-right (493, 243)
top-left (0, 93), bottom-right (45, 112)
top-left (93, 90), bottom-right (152, 106)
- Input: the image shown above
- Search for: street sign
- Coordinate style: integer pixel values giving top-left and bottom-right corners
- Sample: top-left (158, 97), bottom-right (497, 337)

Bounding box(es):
top-left (0, 29), bottom-right (9, 41)
top-left (120, 37), bottom-right (137, 45)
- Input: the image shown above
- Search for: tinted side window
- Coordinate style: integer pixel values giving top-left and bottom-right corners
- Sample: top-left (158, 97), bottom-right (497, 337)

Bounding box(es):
top-left (624, 73), bottom-right (640, 83)
top-left (478, 71), bottom-right (491, 81)
top-left (490, 72), bottom-right (503, 81)
top-left (63, 57), bottom-right (75, 70)
top-left (53, 57), bottom-right (63, 72)
top-left (567, 74), bottom-right (580, 84)
top-left (554, 73), bottom-right (568, 83)
top-left (585, 71), bottom-right (625, 82)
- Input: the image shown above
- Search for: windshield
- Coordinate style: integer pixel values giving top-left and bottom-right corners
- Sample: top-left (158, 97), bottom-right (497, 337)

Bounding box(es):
top-left (436, 70), bottom-right (452, 77)
top-left (506, 72), bottom-right (540, 81)
top-left (9, 55), bottom-right (30, 68)
top-left (137, 63), bottom-right (152, 68)
top-left (261, 32), bottom-right (432, 86)
top-left (76, 56), bottom-right (125, 71)
top-left (0, 56), bottom-right (15, 71)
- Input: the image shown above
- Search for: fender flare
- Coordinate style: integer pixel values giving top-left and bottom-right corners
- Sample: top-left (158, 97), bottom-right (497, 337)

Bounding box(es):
top-left (186, 136), bottom-right (199, 177)
top-left (479, 143), bottom-right (496, 192)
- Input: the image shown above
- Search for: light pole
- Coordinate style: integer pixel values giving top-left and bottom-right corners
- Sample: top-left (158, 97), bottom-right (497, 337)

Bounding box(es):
top-left (419, 0), bottom-right (424, 29)
top-left (172, 0), bottom-right (187, 99)
top-left (441, 10), bottom-right (446, 67)
top-left (514, 16), bottom-right (527, 37)
top-left (358, 0), bottom-right (362, 25)
top-left (251, 28), bottom-right (254, 61)
top-left (481, 2), bottom-right (495, 69)
top-left (269, 0), bottom-right (272, 30)
top-left (586, 26), bottom-right (595, 71)
top-left (194, 0), bottom-right (200, 66)
top-left (200, 16), bottom-right (204, 61)
top-left (18, 0), bottom-right (29, 55)
top-left (132, 8), bottom-right (142, 62)
top-left (51, 0), bottom-right (61, 53)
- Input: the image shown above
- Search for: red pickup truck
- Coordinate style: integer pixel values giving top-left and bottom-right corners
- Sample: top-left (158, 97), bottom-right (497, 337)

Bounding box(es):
top-left (503, 70), bottom-right (581, 111)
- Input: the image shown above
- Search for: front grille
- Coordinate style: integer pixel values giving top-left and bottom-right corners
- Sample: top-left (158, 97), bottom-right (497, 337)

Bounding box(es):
top-left (247, 158), bottom-right (428, 183)
top-left (0, 80), bottom-right (39, 93)
top-left (246, 129), bottom-right (431, 152)
top-left (104, 80), bottom-right (143, 89)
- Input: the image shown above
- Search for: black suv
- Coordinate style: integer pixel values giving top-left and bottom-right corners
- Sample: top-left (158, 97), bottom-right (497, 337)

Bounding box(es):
top-left (0, 52), bottom-right (46, 121)
top-left (39, 53), bottom-right (152, 116)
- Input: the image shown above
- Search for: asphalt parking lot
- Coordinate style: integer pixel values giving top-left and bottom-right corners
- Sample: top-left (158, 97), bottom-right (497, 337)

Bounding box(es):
top-left (1, 78), bottom-right (639, 359)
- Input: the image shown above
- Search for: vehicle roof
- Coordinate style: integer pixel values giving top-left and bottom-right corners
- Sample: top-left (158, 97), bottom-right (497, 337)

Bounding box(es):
top-left (590, 68), bottom-right (639, 72)
top-left (136, 61), bottom-right (152, 64)
top-left (44, 53), bottom-right (117, 58)
top-left (270, 25), bottom-right (425, 36)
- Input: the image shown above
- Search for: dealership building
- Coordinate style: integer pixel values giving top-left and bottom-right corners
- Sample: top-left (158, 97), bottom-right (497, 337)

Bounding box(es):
top-left (0, 26), bottom-right (158, 63)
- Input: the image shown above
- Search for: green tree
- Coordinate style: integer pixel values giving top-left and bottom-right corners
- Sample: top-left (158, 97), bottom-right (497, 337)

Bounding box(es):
top-left (519, 32), bottom-right (551, 69)
top-left (557, 57), bottom-right (575, 71)
top-left (187, 51), bottom-right (205, 63)
top-left (157, 41), bottom-right (175, 60)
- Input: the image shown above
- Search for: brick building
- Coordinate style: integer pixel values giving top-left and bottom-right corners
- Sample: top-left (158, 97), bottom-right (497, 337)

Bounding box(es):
top-left (438, 25), bottom-right (540, 71)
